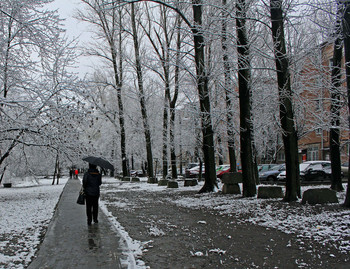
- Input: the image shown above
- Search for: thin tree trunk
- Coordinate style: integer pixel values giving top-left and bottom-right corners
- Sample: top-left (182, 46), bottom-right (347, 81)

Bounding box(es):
top-left (330, 13), bottom-right (344, 191)
top-left (170, 106), bottom-right (177, 179)
top-left (192, 0), bottom-right (217, 193)
top-left (131, 3), bottom-right (154, 180)
top-left (236, 0), bottom-right (256, 197)
top-left (162, 98), bottom-right (169, 179)
top-left (52, 153), bottom-right (59, 185)
top-left (342, 0), bottom-right (350, 207)
top-left (0, 167), bottom-right (7, 185)
top-left (221, 0), bottom-right (237, 173)
top-left (270, 0), bottom-right (300, 201)
top-left (118, 9), bottom-right (128, 178)
top-left (169, 16), bottom-right (182, 180)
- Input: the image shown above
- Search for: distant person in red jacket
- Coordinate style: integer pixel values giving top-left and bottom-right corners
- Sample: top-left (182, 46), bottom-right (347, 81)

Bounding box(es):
top-left (74, 169), bottom-right (78, 179)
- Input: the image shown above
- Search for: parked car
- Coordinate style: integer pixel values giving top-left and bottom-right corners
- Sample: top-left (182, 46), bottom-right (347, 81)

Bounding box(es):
top-left (185, 165), bottom-right (205, 178)
top-left (258, 164), bottom-right (277, 173)
top-left (185, 163), bottom-right (199, 178)
top-left (216, 164), bottom-right (230, 179)
top-left (259, 164), bottom-right (285, 182)
top-left (130, 170), bottom-right (144, 177)
top-left (277, 161), bottom-right (331, 182)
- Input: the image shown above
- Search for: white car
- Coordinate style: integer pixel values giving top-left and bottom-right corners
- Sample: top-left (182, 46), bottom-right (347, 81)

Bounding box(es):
top-left (277, 161), bottom-right (331, 181)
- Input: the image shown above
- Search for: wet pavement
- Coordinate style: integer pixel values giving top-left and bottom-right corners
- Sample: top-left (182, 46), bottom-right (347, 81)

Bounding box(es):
top-left (27, 178), bottom-right (122, 269)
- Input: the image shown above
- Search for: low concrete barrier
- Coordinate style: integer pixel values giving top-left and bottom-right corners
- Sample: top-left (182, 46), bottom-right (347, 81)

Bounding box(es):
top-left (301, 188), bottom-right (338, 205)
top-left (257, 186), bottom-right (284, 199)
top-left (167, 181), bottom-right (179, 188)
top-left (184, 179), bottom-right (198, 187)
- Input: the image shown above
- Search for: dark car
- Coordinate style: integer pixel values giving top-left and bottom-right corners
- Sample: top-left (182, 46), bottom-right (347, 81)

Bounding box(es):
top-left (300, 161), bottom-right (331, 182)
top-left (259, 164), bottom-right (285, 182)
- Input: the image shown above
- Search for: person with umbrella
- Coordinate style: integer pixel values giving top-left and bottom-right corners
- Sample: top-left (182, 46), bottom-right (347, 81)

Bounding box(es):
top-left (82, 156), bottom-right (114, 226)
top-left (82, 163), bottom-right (102, 225)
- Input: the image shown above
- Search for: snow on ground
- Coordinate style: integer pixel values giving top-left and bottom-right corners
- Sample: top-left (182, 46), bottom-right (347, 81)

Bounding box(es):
top-left (100, 177), bottom-right (350, 259)
top-left (1, 175), bottom-right (349, 268)
top-left (0, 177), bottom-right (67, 269)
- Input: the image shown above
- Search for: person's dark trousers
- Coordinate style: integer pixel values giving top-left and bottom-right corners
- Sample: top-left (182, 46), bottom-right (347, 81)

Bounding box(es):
top-left (85, 195), bottom-right (99, 224)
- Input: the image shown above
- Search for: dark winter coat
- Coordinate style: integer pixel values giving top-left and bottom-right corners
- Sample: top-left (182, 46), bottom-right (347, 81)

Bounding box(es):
top-left (82, 168), bottom-right (102, 197)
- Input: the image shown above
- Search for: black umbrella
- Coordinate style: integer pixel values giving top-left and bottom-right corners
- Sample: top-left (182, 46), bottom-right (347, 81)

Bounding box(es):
top-left (83, 156), bottom-right (114, 170)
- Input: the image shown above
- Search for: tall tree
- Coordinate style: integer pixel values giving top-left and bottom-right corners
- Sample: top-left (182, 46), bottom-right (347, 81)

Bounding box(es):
top-left (221, 0), bottom-right (237, 173)
top-left (131, 3), bottom-right (155, 181)
top-left (236, 0), bottom-right (256, 197)
top-left (169, 15), bottom-right (182, 179)
top-left (78, 0), bottom-right (128, 177)
top-left (342, 0), bottom-right (350, 207)
top-left (192, 0), bottom-right (217, 192)
top-left (270, 0), bottom-right (300, 201)
top-left (116, 0), bottom-right (219, 191)
top-left (141, 5), bottom-right (181, 180)
top-left (330, 3), bottom-right (344, 192)
top-left (0, 0), bottom-right (84, 175)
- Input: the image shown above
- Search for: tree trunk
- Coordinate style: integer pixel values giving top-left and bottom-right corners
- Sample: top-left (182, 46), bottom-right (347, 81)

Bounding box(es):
top-left (162, 98), bottom-right (169, 179)
top-left (131, 3), bottom-right (154, 179)
top-left (342, 0), bottom-right (350, 207)
top-left (169, 17), bottom-right (182, 180)
top-left (236, 0), bottom-right (256, 197)
top-left (111, 46), bottom-right (128, 177)
top-left (330, 11), bottom-right (344, 191)
top-left (170, 105), bottom-right (177, 179)
top-left (52, 153), bottom-right (59, 185)
top-left (0, 167), bottom-right (7, 185)
top-left (192, 0), bottom-right (217, 193)
top-left (221, 0), bottom-right (237, 173)
top-left (270, 0), bottom-right (300, 201)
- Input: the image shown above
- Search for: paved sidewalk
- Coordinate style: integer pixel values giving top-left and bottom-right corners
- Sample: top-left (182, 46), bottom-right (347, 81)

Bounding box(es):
top-left (28, 178), bottom-right (122, 269)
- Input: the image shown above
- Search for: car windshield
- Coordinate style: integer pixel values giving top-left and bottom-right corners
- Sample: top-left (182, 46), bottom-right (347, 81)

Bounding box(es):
top-left (300, 163), bottom-right (309, 171)
top-left (270, 164), bottom-right (283, 171)
top-left (268, 165), bottom-right (278, 170)
top-left (217, 165), bottom-right (229, 171)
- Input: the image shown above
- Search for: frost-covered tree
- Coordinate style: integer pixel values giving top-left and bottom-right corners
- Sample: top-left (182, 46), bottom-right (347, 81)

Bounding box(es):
top-left (0, 0), bottom-right (87, 179)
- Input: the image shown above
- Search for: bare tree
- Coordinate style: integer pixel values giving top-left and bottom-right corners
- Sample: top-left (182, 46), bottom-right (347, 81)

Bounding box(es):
top-left (78, 0), bottom-right (129, 177)
top-left (270, 0), bottom-right (300, 201)
top-left (236, 0), bottom-right (257, 197)
top-left (221, 0), bottom-right (237, 172)
top-left (130, 3), bottom-right (155, 181)
top-left (330, 2), bottom-right (345, 191)
top-left (0, 0), bottom-right (85, 177)
top-left (342, 0), bottom-right (350, 207)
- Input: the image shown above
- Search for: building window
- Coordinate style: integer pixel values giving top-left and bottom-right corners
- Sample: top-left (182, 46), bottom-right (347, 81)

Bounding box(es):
top-left (307, 146), bottom-right (319, 161)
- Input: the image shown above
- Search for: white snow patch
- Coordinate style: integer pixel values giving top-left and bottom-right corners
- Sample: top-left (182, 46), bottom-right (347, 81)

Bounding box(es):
top-left (0, 177), bottom-right (67, 268)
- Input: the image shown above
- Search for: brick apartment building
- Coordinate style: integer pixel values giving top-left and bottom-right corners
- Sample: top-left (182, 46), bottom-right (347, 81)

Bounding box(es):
top-left (298, 42), bottom-right (349, 164)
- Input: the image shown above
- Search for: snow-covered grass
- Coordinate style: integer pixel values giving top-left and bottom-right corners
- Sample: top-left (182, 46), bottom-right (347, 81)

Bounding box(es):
top-left (0, 176), bottom-right (68, 269)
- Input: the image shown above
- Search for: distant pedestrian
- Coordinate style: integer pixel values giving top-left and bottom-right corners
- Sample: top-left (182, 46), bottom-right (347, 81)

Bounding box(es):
top-left (74, 169), bottom-right (78, 179)
top-left (69, 169), bottom-right (73, 179)
top-left (82, 163), bottom-right (102, 226)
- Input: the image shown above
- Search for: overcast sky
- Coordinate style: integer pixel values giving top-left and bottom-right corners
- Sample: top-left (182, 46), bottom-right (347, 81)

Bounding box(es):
top-left (46, 0), bottom-right (95, 77)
